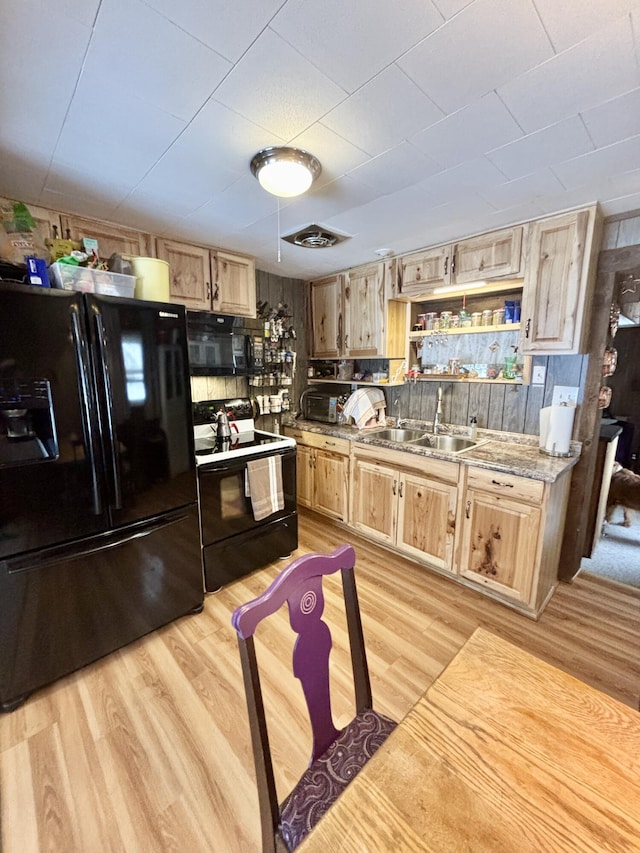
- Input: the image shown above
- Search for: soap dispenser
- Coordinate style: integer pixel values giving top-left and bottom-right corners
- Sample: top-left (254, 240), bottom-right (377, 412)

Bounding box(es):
top-left (469, 416), bottom-right (478, 439)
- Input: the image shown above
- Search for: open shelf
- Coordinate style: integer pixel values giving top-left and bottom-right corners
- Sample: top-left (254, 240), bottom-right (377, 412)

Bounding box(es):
top-left (409, 322), bottom-right (520, 340)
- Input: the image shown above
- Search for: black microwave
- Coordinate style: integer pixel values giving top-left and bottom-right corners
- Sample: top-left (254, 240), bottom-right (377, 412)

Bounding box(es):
top-left (186, 312), bottom-right (264, 376)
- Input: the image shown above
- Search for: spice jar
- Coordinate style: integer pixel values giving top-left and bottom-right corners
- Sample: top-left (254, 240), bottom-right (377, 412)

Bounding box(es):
top-left (471, 312), bottom-right (482, 327)
top-left (492, 308), bottom-right (505, 325)
top-left (439, 311), bottom-right (452, 329)
top-left (481, 309), bottom-right (493, 326)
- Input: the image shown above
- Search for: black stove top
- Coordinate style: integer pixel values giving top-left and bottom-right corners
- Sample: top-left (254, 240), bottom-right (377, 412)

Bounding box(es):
top-left (194, 430), bottom-right (284, 457)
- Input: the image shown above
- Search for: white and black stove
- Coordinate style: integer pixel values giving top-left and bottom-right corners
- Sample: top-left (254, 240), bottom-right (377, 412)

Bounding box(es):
top-left (192, 398), bottom-right (298, 592)
top-left (192, 398), bottom-right (295, 465)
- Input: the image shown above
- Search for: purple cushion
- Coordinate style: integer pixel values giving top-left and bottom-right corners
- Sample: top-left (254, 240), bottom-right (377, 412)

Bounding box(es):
top-left (278, 708), bottom-right (396, 851)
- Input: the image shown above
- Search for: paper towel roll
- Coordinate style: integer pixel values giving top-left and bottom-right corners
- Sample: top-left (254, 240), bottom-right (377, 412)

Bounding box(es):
top-left (539, 405), bottom-right (575, 455)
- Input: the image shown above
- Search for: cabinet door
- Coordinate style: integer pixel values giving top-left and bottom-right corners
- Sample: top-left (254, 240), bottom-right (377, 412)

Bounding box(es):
top-left (396, 472), bottom-right (457, 571)
top-left (459, 489), bottom-right (541, 605)
top-left (310, 274), bottom-right (343, 358)
top-left (313, 450), bottom-right (348, 521)
top-left (453, 226), bottom-right (523, 284)
top-left (296, 444), bottom-right (314, 508)
top-left (351, 459), bottom-right (397, 544)
top-left (400, 246), bottom-right (450, 297)
top-left (521, 210), bottom-right (590, 354)
top-left (156, 239), bottom-right (211, 311)
top-left (213, 250), bottom-right (256, 317)
top-left (345, 264), bottom-right (383, 357)
top-left (60, 214), bottom-right (151, 259)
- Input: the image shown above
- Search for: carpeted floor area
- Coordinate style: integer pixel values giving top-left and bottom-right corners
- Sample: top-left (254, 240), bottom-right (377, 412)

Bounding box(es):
top-left (580, 507), bottom-right (640, 588)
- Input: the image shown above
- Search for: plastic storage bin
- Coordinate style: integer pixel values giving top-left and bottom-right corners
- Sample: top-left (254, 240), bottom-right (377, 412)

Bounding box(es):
top-left (49, 262), bottom-right (136, 297)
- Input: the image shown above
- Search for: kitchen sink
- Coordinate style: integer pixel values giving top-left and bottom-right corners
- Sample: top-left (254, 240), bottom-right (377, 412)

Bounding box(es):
top-left (409, 435), bottom-right (478, 453)
top-left (372, 428), bottom-right (429, 442)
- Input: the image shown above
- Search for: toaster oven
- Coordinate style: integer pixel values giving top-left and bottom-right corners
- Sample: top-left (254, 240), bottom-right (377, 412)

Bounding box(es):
top-left (300, 389), bottom-right (341, 423)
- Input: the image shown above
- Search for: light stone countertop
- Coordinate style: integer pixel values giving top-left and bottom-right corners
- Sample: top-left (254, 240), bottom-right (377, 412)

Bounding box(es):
top-left (281, 416), bottom-right (580, 483)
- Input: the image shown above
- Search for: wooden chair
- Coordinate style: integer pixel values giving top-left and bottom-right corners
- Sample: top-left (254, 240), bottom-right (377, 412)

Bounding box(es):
top-left (231, 545), bottom-right (396, 852)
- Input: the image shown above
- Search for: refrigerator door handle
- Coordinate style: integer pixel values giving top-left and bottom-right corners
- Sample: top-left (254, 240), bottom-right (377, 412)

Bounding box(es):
top-left (94, 311), bottom-right (123, 510)
top-left (70, 306), bottom-right (103, 515)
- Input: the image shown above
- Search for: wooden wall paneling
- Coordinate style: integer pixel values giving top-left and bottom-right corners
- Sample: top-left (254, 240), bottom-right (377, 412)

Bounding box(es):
top-left (617, 216), bottom-right (640, 248)
top-left (487, 385), bottom-right (506, 430)
top-left (502, 384), bottom-right (528, 433)
top-left (542, 355), bottom-right (585, 405)
top-left (524, 384), bottom-right (545, 435)
top-left (601, 221), bottom-right (620, 250)
top-left (468, 383), bottom-right (492, 429)
top-left (447, 383), bottom-right (470, 427)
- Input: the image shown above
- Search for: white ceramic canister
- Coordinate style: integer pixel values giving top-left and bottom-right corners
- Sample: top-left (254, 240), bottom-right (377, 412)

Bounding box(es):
top-left (269, 394), bottom-right (282, 413)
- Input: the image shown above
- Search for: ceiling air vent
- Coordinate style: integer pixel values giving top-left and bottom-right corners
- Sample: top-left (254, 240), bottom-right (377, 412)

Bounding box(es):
top-left (282, 224), bottom-right (350, 249)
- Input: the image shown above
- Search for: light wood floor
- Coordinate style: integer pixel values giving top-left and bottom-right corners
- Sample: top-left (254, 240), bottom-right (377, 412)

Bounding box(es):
top-left (2, 509), bottom-right (639, 853)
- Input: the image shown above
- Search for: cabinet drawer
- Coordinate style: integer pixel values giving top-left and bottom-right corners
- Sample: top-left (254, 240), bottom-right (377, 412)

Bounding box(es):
top-left (284, 429), bottom-right (350, 456)
top-left (466, 467), bottom-right (544, 504)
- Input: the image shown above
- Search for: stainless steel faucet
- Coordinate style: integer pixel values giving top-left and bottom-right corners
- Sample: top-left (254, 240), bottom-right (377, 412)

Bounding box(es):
top-left (433, 386), bottom-right (443, 434)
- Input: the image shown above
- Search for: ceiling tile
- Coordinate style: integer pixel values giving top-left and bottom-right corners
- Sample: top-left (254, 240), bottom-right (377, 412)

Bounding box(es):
top-left (56, 0), bottom-right (101, 27)
top-left (0, 3), bottom-right (90, 155)
top-left (410, 93), bottom-right (523, 168)
top-left (0, 156), bottom-right (48, 205)
top-left (321, 65), bottom-right (444, 158)
top-left (478, 168), bottom-right (565, 210)
top-left (270, 0), bottom-right (443, 93)
top-left (552, 135), bottom-right (640, 190)
top-left (498, 15), bottom-right (640, 133)
top-left (288, 124), bottom-right (370, 184)
top-left (487, 117), bottom-right (594, 181)
top-left (212, 28), bottom-right (346, 139)
top-left (398, 0), bottom-right (553, 113)
top-left (54, 79), bottom-right (186, 186)
top-left (431, 0), bottom-right (475, 19)
top-left (144, 0), bottom-right (284, 62)
top-left (347, 142), bottom-right (442, 195)
top-left (280, 176), bottom-right (380, 232)
top-left (82, 0), bottom-right (231, 122)
top-left (532, 0), bottom-right (639, 53)
top-left (581, 87), bottom-right (640, 148)
top-left (414, 156), bottom-right (509, 207)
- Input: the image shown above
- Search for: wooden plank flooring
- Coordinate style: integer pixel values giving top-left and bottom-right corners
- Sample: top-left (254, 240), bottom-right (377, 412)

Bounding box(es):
top-left (2, 509), bottom-right (639, 853)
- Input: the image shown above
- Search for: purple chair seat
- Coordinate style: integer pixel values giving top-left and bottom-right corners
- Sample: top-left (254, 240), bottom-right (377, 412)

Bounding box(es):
top-left (279, 708), bottom-right (397, 851)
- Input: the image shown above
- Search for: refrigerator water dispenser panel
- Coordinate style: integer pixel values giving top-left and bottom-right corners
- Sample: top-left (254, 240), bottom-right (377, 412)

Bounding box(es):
top-left (0, 379), bottom-right (58, 467)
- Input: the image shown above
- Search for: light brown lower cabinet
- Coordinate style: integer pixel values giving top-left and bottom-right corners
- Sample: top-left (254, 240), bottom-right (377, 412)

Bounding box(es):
top-left (350, 446), bottom-right (458, 573)
top-left (284, 429), bottom-right (349, 521)
top-left (456, 466), bottom-right (572, 615)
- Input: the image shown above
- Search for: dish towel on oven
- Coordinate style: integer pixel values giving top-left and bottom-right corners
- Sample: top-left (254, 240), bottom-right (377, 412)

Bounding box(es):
top-left (245, 455), bottom-right (284, 521)
top-left (342, 387), bottom-right (386, 429)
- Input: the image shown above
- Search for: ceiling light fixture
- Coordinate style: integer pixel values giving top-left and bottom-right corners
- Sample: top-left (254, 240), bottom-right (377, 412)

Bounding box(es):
top-left (250, 146), bottom-right (322, 198)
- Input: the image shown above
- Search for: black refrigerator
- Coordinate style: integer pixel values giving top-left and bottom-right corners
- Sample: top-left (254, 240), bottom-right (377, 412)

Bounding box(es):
top-left (0, 282), bottom-right (204, 711)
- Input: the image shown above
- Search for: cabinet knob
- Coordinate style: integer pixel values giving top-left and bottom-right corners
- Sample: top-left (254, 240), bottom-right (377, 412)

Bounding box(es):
top-left (466, 500), bottom-right (471, 519)
top-left (525, 318), bottom-right (531, 338)
top-left (206, 281), bottom-right (211, 301)
top-left (392, 479), bottom-right (397, 496)
top-left (213, 282), bottom-right (219, 304)
top-left (398, 481), bottom-right (403, 498)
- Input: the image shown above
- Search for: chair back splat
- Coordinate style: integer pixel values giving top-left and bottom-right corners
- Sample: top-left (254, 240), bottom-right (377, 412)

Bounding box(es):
top-left (232, 545), bottom-right (396, 852)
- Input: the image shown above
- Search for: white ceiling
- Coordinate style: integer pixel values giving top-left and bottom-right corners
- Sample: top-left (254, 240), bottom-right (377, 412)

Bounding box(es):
top-left (2, 0), bottom-right (640, 279)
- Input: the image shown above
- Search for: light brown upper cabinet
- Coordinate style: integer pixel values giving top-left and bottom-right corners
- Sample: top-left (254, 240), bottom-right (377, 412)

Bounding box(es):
top-left (309, 260), bottom-right (408, 359)
top-left (400, 226), bottom-right (524, 299)
top-left (156, 238), bottom-right (256, 317)
top-left (520, 206), bottom-right (601, 354)
top-left (60, 214), bottom-right (153, 260)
